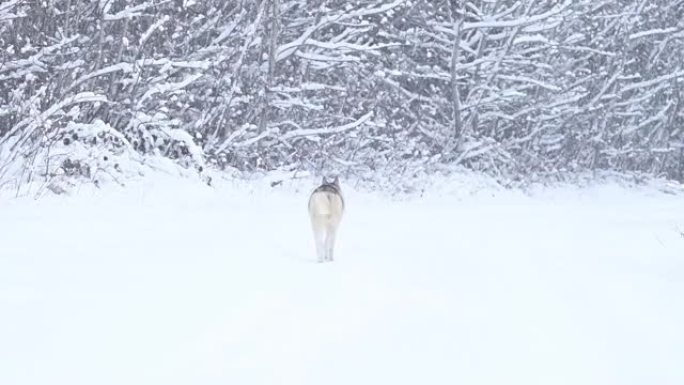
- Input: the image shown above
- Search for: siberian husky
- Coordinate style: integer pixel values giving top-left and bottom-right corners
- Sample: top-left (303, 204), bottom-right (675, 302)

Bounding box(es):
top-left (308, 176), bottom-right (344, 262)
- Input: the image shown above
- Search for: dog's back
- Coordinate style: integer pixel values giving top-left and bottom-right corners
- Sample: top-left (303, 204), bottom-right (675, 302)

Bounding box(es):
top-left (308, 177), bottom-right (344, 262)
top-left (308, 183), bottom-right (344, 219)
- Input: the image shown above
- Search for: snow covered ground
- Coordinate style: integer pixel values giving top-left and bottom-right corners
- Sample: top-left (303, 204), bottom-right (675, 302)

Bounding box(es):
top-left (1, 174), bottom-right (684, 385)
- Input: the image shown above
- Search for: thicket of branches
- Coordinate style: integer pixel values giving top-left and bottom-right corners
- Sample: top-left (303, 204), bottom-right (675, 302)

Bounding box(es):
top-left (1, 0), bottom-right (683, 188)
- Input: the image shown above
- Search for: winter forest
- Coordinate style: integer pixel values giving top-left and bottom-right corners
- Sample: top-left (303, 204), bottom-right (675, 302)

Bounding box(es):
top-left (3, 2), bottom-right (684, 384)
top-left (1, 0), bottom-right (683, 189)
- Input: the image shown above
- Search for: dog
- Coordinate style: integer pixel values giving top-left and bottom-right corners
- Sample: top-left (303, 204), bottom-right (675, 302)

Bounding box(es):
top-left (308, 176), bottom-right (344, 263)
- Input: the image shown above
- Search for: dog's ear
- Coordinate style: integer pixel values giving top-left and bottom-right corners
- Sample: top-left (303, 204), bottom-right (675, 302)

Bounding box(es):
top-left (321, 176), bottom-right (327, 185)
top-left (333, 176), bottom-right (340, 186)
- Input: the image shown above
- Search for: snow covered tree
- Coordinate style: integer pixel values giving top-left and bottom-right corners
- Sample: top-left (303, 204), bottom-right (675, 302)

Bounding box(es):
top-left (1, 0), bottom-right (683, 189)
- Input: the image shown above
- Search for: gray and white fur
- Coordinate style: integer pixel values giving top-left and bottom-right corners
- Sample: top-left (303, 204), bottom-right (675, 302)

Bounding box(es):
top-left (308, 176), bottom-right (344, 263)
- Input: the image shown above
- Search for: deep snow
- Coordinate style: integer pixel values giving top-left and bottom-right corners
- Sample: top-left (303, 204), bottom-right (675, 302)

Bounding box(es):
top-left (1, 174), bottom-right (683, 385)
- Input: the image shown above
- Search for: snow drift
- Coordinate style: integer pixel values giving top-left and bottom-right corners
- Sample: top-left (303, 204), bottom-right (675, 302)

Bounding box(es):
top-left (1, 174), bottom-right (683, 385)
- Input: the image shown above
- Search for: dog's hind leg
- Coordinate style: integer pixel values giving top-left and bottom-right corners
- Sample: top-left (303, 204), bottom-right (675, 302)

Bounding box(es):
top-left (311, 221), bottom-right (326, 263)
top-left (316, 233), bottom-right (326, 263)
top-left (325, 224), bottom-right (337, 262)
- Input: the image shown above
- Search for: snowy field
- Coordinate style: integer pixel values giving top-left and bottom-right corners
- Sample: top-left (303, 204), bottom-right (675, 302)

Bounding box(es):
top-left (1, 174), bottom-right (684, 385)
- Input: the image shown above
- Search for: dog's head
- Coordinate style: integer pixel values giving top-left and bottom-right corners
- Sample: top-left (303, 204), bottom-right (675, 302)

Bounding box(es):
top-left (321, 176), bottom-right (340, 188)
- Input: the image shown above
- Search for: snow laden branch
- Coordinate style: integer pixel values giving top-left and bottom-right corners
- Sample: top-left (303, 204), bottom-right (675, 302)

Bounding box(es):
top-left (280, 111), bottom-right (374, 140)
top-left (65, 58), bottom-right (210, 94)
top-left (276, 0), bottom-right (407, 62)
top-left (140, 15), bottom-right (170, 46)
top-left (102, 2), bottom-right (158, 21)
top-left (0, 0), bottom-right (23, 22)
top-left (1, 92), bottom-right (108, 149)
top-left (136, 73), bottom-right (204, 108)
top-left (620, 70), bottom-right (684, 94)
top-left (0, 35), bottom-right (80, 80)
top-left (629, 28), bottom-right (680, 41)
top-left (433, 0), bottom-right (571, 34)
top-left (217, 111), bottom-right (373, 152)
